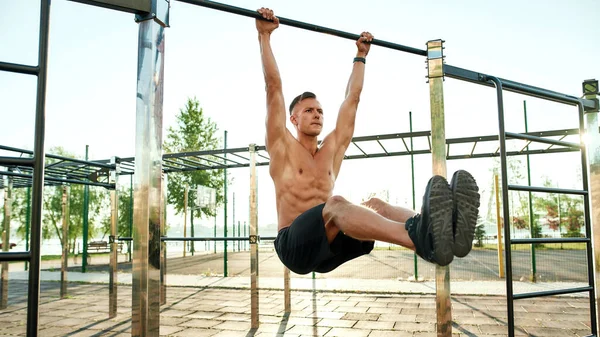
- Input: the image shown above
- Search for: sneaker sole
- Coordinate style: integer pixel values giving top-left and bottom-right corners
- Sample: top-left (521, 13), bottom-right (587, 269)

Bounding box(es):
top-left (426, 176), bottom-right (455, 266)
top-left (450, 170), bottom-right (480, 257)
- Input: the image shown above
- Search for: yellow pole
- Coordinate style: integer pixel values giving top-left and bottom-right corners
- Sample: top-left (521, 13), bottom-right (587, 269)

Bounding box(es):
top-left (495, 174), bottom-right (505, 278)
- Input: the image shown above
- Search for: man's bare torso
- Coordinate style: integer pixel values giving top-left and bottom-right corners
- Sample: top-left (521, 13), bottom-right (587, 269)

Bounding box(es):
top-left (268, 133), bottom-right (341, 231)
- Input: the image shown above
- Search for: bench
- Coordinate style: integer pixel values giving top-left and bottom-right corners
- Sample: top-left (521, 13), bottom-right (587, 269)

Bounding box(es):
top-left (87, 241), bottom-right (124, 253)
top-left (0, 243), bottom-right (16, 250)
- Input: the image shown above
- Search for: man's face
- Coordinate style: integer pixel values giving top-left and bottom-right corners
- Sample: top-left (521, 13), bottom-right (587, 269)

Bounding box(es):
top-left (291, 98), bottom-right (323, 137)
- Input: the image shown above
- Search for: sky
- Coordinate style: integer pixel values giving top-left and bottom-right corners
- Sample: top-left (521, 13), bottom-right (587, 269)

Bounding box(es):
top-left (1, 0), bottom-right (599, 237)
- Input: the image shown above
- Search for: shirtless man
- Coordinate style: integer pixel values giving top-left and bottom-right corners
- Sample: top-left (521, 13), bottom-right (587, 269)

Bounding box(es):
top-left (256, 8), bottom-right (480, 274)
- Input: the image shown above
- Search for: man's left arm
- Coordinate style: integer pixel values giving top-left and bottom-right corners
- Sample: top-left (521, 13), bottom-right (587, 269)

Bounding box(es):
top-left (333, 32), bottom-right (373, 152)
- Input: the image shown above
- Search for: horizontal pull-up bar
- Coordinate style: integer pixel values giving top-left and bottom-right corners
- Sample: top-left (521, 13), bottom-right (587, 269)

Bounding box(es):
top-left (176, 0), bottom-right (427, 56)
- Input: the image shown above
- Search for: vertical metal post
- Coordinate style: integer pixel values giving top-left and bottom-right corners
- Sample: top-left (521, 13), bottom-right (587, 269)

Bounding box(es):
top-left (1, 176), bottom-right (12, 309)
top-left (183, 186), bottom-right (188, 257)
top-left (160, 174), bottom-right (167, 306)
top-left (27, 1), bottom-right (51, 334)
top-left (232, 192), bottom-right (235, 252)
top-left (582, 79), bottom-right (600, 334)
top-left (213, 215), bottom-right (216, 254)
top-left (132, 8), bottom-right (167, 336)
top-left (427, 39), bottom-right (451, 336)
top-left (409, 111), bottom-right (418, 280)
top-left (495, 174), bottom-right (505, 278)
top-left (224, 130), bottom-right (228, 277)
top-left (82, 145), bottom-right (90, 273)
top-left (109, 158), bottom-right (119, 318)
top-left (284, 267), bottom-right (290, 313)
top-left (249, 144), bottom-right (259, 328)
top-left (60, 184), bottom-right (70, 299)
top-left (237, 221), bottom-right (240, 252)
top-left (524, 101), bottom-right (536, 282)
top-left (190, 209), bottom-right (195, 255)
top-left (486, 75), bottom-right (515, 336)
top-left (244, 221), bottom-right (246, 250)
top-left (129, 174), bottom-right (133, 263)
top-left (25, 186), bottom-right (31, 271)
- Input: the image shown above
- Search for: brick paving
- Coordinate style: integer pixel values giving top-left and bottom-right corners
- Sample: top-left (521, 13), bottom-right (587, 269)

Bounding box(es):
top-left (0, 280), bottom-right (593, 336)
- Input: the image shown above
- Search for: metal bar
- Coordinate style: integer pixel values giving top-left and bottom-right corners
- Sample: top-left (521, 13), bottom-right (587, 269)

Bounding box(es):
top-left (0, 170), bottom-right (114, 188)
top-left (375, 140), bottom-right (389, 154)
top-left (109, 159), bottom-right (119, 318)
top-left (506, 131), bottom-right (581, 149)
top-left (284, 266), bottom-right (290, 313)
top-left (82, 146), bottom-right (90, 273)
top-left (131, 15), bottom-right (166, 337)
top-left (351, 142), bottom-right (368, 156)
top-left (224, 131), bottom-right (228, 277)
top-left (523, 102), bottom-right (537, 283)
top-left (514, 286), bottom-right (594, 300)
top-left (447, 147), bottom-right (577, 160)
top-left (0, 61), bottom-right (39, 75)
top-left (0, 157), bottom-right (35, 167)
top-left (160, 174), bottom-right (167, 306)
top-left (177, 0), bottom-right (427, 56)
top-left (469, 141), bottom-right (477, 157)
top-left (0, 251), bottom-right (31, 262)
top-left (249, 144), bottom-right (259, 329)
top-left (581, 93), bottom-right (599, 335)
top-left (183, 186), bottom-right (188, 257)
top-left (427, 39), bottom-right (451, 337)
top-left (163, 146), bottom-right (251, 159)
top-left (25, 187), bottom-right (30, 271)
top-left (27, 1), bottom-right (51, 334)
top-left (210, 153), bottom-right (244, 166)
top-left (400, 138), bottom-right (410, 152)
top-left (486, 75), bottom-right (515, 337)
top-left (508, 184), bottom-right (587, 195)
top-left (511, 237), bottom-right (590, 244)
top-left (60, 185), bottom-right (70, 299)
top-left (410, 111), bottom-right (418, 280)
top-left (495, 174), bottom-right (504, 278)
top-left (445, 65), bottom-right (596, 109)
top-left (444, 129), bottom-right (580, 144)
top-left (161, 236), bottom-right (276, 241)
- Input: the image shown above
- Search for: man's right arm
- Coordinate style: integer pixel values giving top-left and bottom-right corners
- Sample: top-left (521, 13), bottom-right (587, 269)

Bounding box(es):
top-left (256, 8), bottom-right (286, 151)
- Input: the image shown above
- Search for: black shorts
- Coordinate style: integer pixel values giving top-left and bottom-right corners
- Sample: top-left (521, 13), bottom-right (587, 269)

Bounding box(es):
top-left (274, 203), bottom-right (374, 275)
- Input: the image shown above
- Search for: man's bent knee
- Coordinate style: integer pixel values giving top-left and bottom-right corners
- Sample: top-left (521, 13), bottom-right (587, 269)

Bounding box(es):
top-left (323, 195), bottom-right (349, 222)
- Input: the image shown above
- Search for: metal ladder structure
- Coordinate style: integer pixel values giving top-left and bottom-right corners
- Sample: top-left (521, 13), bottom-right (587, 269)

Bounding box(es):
top-left (0, 1), bottom-right (51, 336)
top-left (490, 76), bottom-right (598, 337)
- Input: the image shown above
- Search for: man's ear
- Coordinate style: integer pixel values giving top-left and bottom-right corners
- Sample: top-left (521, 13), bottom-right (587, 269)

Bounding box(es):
top-left (290, 114), bottom-right (297, 126)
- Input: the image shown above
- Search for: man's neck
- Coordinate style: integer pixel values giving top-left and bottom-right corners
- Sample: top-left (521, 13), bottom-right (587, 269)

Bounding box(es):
top-left (297, 134), bottom-right (319, 156)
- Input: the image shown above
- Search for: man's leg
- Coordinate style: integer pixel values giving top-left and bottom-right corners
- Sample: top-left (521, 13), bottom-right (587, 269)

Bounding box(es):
top-left (323, 175), bottom-right (456, 266)
top-left (361, 197), bottom-right (416, 223)
top-left (323, 195), bottom-right (416, 250)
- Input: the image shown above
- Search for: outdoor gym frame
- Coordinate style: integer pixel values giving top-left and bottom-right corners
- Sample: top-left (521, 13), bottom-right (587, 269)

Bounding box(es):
top-left (0, 0), bottom-right (599, 337)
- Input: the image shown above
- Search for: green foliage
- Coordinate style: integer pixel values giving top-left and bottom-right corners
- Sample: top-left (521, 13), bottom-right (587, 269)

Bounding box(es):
top-left (490, 163), bottom-right (585, 240)
top-left (97, 186), bottom-right (134, 240)
top-left (7, 147), bottom-right (107, 253)
top-left (474, 217), bottom-right (486, 248)
top-left (164, 97), bottom-right (224, 219)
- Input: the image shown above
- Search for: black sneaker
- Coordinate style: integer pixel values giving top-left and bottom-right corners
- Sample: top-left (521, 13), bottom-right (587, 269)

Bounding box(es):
top-left (449, 170), bottom-right (480, 257)
top-left (405, 175), bottom-right (454, 266)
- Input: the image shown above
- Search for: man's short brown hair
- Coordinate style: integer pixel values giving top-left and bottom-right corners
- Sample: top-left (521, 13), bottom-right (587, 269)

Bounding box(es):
top-left (289, 92), bottom-right (316, 115)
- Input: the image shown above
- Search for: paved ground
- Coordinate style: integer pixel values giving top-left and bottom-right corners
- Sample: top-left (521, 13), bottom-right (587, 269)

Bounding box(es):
top-left (0, 280), bottom-right (594, 336)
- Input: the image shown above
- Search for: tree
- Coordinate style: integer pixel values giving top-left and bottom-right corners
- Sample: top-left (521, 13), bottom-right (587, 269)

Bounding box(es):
top-left (474, 216), bottom-right (486, 248)
top-left (98, 186), bottom-right (133, 240)
top-left (561, 196), bottom-right (584, 237)
top-left (164, 98), bottom-right (224, 219)
top-left (9, 147), bottom-right (109, 254)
